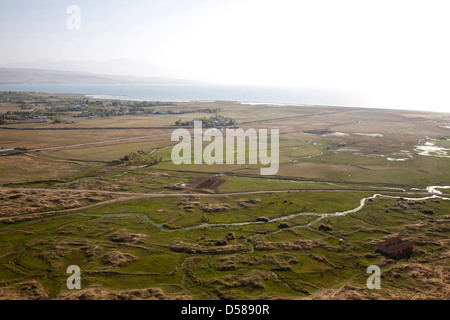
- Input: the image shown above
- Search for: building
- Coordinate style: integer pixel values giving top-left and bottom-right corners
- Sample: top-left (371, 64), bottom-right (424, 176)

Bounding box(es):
top-left (0, 148), bottom-right (15, 155)
top-left (375, 237), bottom-right (413, 258)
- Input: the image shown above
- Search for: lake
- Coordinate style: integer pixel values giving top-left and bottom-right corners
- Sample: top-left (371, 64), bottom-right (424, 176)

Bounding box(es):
top-left (0, 83), bottom-right (368, 108)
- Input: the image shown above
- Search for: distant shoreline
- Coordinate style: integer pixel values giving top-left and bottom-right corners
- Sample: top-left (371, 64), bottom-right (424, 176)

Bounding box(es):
top-left (0, 83), bottom-right (449, 114)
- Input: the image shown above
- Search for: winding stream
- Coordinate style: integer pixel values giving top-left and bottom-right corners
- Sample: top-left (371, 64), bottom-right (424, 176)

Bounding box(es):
top-left (2, 185), bottom-right (449, 294)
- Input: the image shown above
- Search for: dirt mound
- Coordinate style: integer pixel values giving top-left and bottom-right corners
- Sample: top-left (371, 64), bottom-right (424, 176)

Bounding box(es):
top-left (81, 245), bottom-right (103, 260)
top-left (216, 253), bottom-right (298, 272)
top-left (168, 239), bottom-right (248, 254)
top-left (314, 262), bottom-right (450, 300)
top-left (319, 224), bottom-right (333, 231)
top-left (0, 281), bottom-right (48, 300)
top-left (56, 287), bottom-right (190, 300)
top-left (315, 285), bottom-right (364, 300)
top-left (278, 222), bottom-right (291, 229)
top-left (177, 198), bottom-right (200, 211)
top-left (254, 239), bottom-right (319, 251)
top-left (238, 198), bottom-right (261, 208)
top-left (101, 250), bottom-right (138, 267)
top-left (211, 271), bottom-right (272, 289)
top-left (199, 203), bottom-right (231, 212)
top-left (225, 232), bottom-right (236, 240)
top-left (108, 229), bottom-right (146, 244)
top-left (0, 189), bottom-right (113, 221)
top-left (216, 255), bottom-right (262, 271)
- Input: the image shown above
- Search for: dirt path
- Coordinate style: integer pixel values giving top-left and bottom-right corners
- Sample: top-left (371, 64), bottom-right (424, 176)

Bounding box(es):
top-left (0, 186), bottom-right (440, 198)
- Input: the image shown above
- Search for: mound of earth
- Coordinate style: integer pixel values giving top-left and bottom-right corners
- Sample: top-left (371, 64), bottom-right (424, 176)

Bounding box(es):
top-left (216, 255), bottom-right (262, 271)
top-left (199, 203), bottom-right (231, 212)
top-left (211, 271), bottom-right (272, 289)
top-left (101, 250), bottom-right (138, 267)
top-left (55, 287), bottom-right (190, 300)
top-left (215, 253), bottom-right (298, 272)
top-left (314, 285), bottom-right (365, 300)
top-left (108, 229), bottom-right (146, 244)
top-left (254, 239), bottom-right (320, 251)
top-left (81, 245), bottom-right (103, 261)
top-left (238, 198), bottom-right (261, 208)
top-left (314, 262), bottom-right (449, 300)
top-left (0, 281), bottom-right (48, 300)
top-left (0, 189), bottom-right (112, 221)
top-left (168, 240), bottom-right (248, 254)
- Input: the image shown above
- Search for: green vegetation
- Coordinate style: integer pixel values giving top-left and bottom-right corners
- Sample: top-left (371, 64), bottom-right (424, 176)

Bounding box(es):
top-left (0, 91), bottom-right (449, 300)
top-left (112, 150), bottom-right (162, 166)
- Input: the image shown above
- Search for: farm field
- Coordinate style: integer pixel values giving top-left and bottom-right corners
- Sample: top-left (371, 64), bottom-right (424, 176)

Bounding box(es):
top-left (0, 92), bottom-right (449, 300)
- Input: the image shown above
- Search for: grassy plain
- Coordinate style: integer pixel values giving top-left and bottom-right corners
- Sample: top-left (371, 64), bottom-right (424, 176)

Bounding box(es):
top-left (0, 92), bottom-right (449, 299)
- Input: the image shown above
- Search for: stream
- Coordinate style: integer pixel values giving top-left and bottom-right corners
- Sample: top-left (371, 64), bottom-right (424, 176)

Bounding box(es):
top-left (1, 185), bottom-right (449, 295)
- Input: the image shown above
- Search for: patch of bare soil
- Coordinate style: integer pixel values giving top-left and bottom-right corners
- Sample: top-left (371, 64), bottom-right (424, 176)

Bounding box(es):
top-left (189, 177), bottom-right (225, 191)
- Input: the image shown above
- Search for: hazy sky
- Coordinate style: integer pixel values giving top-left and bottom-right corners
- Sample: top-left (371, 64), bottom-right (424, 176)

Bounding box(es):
top-left (1, 0), bottom-right (450, 111)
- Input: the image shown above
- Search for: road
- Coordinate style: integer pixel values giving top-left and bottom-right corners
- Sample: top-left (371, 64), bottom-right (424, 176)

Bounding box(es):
top-left (0, 186), bottom-right (442, 198)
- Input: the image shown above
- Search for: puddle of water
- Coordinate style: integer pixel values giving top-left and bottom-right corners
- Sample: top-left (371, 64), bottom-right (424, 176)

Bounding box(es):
top-left (426, 186), bottom-right (450, 194)
top-left (353, 152), bottom-right (385, 158)
top-left (354, 133), bottom-right (384, 137)
top-left (322, 132), bottom-right (349, 137)
top-left (387, 149), bottom-right (413, 161)
top-left (337, 147), bottom-right (360, 152)
top-left (415, 143), bottom-right (450, 158)
top-left (112, 171), bottom-right (128, 178)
